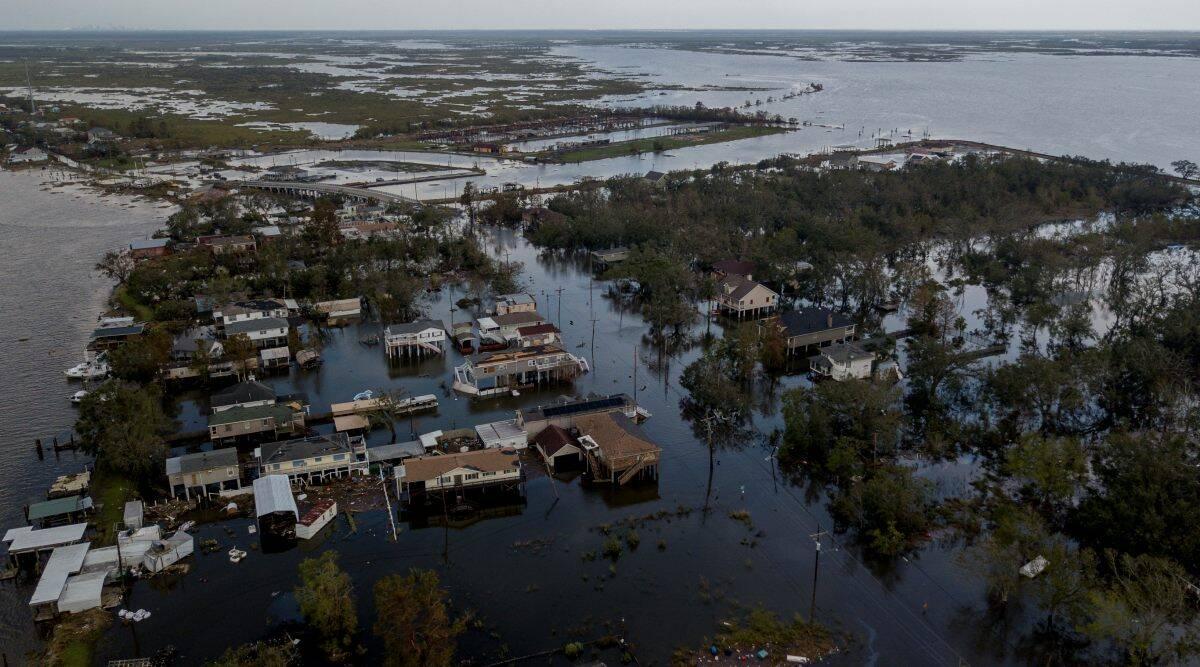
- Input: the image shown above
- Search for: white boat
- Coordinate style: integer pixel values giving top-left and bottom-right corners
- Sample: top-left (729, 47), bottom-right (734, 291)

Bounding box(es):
top-left (228, 548), bottom-right (247, 563)
top-left (352, 389), bottom-right (374, 401)
top-left (64, 360), bottom-right (110, 380)
top-left (70, 390), bottom-right (89, 404)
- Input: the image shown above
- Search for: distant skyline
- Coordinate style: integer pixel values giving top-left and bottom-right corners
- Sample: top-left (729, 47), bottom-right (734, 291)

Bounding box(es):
top-left (5, 0), bottom-right (1200, 32)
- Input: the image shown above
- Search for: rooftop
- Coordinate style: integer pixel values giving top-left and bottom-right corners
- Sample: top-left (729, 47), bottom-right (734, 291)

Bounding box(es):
top-left (521, 394), bottom-right (633, 423)
top-left (818, 341), bottom-right (876, 364)
top-left (712, 259), bottom-right (755, 277)
top-left (778, 308), bottom-right (854, 338)
top-left (208, 403), bottom-right (295, 428)
top-left (211, 380), bottom-right (276, 409)
top-left (400, 448), bottom-right (521, 483)
top-left (226, 317), bottom-right (289, 335)
top-left (532, 424), bottom-right (576, 457)
top-left (385, 319), bottom-right (443, 335)
top-left (259, 432), bottom-right (354, 464)
top-left (252, 474), bottom-right (297, 519)
top-left (165, 448), bottom-right (239, 476)
top-left (26, 495), bottom-right (93, 523)
top-left (3, 523), bottom-right (88, 553)
top-left (517, 323), bottom-right (559, 336)
top-left (575, 412), bottom-right (661, 460)
top-left (493, 311), bottom-right (546, 327)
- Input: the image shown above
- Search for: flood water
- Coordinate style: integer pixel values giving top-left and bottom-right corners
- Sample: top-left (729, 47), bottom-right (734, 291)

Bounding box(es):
top-left (3, 34), bottom-right (1200, 665)
top-left (0, 168), bottom-right (165, 661)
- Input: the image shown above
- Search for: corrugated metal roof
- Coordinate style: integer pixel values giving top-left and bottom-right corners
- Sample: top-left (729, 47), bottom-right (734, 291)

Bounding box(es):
top-left (166, 448), bottom-right (239, 476)
top-left (26, 495), bottom-right (93, 522)
top-left (253, 475), bottom-right (298, 519)
top-left (3, 523), bottom-right (87, 553)
top-left (367, 441), bottom-right (424, 463)
top-left (29, 543), bottom-right (89, 606)
top-left (58, 569), bottom-right (108, 613)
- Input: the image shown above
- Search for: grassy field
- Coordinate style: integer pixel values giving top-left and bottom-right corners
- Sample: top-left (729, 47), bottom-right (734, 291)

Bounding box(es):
top-left (551, 125), bottom-right (789, 163)
top-left (90, 469), bottom-right (136, 546)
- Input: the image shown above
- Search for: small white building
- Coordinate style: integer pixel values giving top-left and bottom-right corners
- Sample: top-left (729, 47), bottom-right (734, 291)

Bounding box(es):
top-left (811, 342), bottom-right (876, 381)
top-left (213, 299), bottom-right (290, 328)
top-left (474, 419), bottom-right (528, 449)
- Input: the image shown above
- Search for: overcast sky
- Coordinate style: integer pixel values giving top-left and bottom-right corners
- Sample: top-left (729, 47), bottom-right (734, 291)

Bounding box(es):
top-left (5, 0), bottom-right (1200, 31)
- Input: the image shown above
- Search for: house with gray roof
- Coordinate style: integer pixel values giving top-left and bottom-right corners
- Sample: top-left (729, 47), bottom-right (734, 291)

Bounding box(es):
top-left (165, 448), bottom-right (243, 500)
top-left (255, 433), bottom-right (367, 483)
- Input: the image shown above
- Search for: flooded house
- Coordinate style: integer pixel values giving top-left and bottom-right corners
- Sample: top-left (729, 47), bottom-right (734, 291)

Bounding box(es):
top-left (254, 432), bottom-right (368, 483)
top-left (714, 274), bottom-right (779, 320)
top-left (811, 341), bottom-right (876, 381)
top-left (589, 246), bottom-right (630, 269)
top-left (448, 320), bottom-right (476, 353)
top-left (213, 299), bottom-right (291, 330)
top-left (775, 307), bottom-right (857, 356)
top-left (224, 317), bottom-right (289, 351)
top-left (516, 393), bottom-right (640, 438)
top-left (452, 344), bottom-right (589, 396)
top-left (208, 404), bottom-right (305, 444)
top-left (516, 323), bottom-right (560, 348)
top-left (394, 448), bottom-right (524, 504)
top-left (493, 311), bottom-right (549, 341)
top-left (165, 448), bottom-right (243, 500)
top-left (312, 297), bottom-right (363, 320)
top-left (532, 424), bottom-right (584, 472)
top-left (494, 292), bottom-right (537, 316)
top-left (710, 259), bottom-right (756, 281)
top-left (575, 413), bottom-right (662, 486)
top-left (253, 474), bottom-right (298, 541)
top-left (384, 319), bottom-right (446, 359)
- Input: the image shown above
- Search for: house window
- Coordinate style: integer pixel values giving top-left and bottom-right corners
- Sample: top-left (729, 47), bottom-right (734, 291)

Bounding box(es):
top-left (333, 453), bottom-right (346, 461)
top-left (273, 463), bottom-right (282, 470)
top-left (313, 457), bottom-right (323, 463)
top-left (482, 471), bottom-right (496, 477)
top-left (440, 475), bottom-right (452, 484)
top-left (464, 473), bottom-right (480, 480)
top-left (293, 461), bottom-right (305, 468)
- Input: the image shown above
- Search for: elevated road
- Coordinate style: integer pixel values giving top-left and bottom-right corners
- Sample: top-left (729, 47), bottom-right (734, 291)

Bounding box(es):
top-left (236, 180), bottom-right (419, 205)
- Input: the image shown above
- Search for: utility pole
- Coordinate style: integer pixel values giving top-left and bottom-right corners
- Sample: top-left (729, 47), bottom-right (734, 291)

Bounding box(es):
top-left (809, 527), bottom-right (829, 622)
top-left (380, 468), bottom-right (398, 541)
top-left (25, 62), bottom-right (36, 115)
top-left (555, 286), bottom-right (564, 328)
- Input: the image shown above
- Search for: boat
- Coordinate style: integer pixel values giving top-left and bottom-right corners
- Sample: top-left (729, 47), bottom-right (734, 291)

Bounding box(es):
top-left (64, 360), bottom-right (110, 380)
top-left (70, 390), bottom-right (89, 404)
top-left (352, 389), bottom-right (374, 401)
top-left (228, 548), bottom-right (247, 563)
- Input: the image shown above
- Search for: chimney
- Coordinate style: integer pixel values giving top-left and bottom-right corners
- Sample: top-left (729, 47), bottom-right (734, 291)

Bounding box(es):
top-left (827, 313), bottom-right (833, 328)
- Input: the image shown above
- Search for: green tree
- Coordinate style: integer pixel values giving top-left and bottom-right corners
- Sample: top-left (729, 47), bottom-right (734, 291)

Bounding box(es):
top-left (1078, 552), bottom-right (1200, 665)
top-left (223, 333), bottom-right (256, 380)
top-left (207, 641), bottom-right (296, 667)
top-left (374, 569), bottom-right (467, 667)
top-left (109, 328), bottom-right (172, 383)
top-left (829, 464), bottom-right (933, 557)
top-left (295, 551), bottom-right (358, 660)
top-left (1004, 434), bottom-right (1088, 517)
top-left (74, 381), bottom-right (169, 484)
top-left (780, 379), bottom-right (902, 474)
top-left (303, 199), bottom-right (342, 251)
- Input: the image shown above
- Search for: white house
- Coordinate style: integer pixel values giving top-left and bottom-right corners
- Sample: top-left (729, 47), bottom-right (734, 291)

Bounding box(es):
top-left (225, 317), bottom-right (289, 350)
top-left (7, 147), bottom-right (49, 164)
top-left (811, 342), bottom-right (876, 381)
top-left (384, 319), bottom-right (446, 360)
top-left (214, 299), bottom-right (290, 329)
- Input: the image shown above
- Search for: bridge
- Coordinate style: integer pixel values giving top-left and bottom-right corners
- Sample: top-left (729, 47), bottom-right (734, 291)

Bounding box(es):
top-left (236, 180), bottom-right (419, 205)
